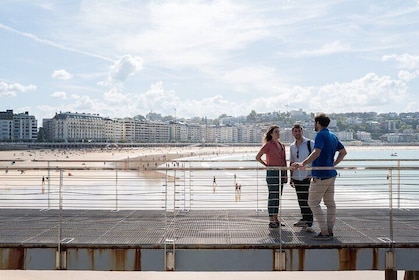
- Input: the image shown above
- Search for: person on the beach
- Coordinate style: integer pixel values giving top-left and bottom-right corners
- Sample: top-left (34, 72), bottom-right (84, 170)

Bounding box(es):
top-left (292, 113), bottom-right (347, 240)
top-left (289, 124), bottom-right (314, 232)
top-left (256, 125), bottom-right (287, 229)
top-left (212, 176), bottom-right (217, 193)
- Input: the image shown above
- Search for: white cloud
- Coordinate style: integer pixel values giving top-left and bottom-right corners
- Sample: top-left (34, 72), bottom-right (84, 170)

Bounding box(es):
top-left (398, 70), bottom-right (417, 81)
top-left (314, 73), bottom-right (408, 112)
top-left (75, 1), bottom-right (273, 68)
top-left (104, 87), bottom-right (131, 104)
top-left (51, 91), bottom-right (67, 98)
top-left (2, 1), bottom-right (419, 123)
top-left (51, 69), bottom-right (73, 80)
top-left (382, 53), bottom-right (419, 70)
top-left (136, 81), bottom-right (180, 112)
top-left (223, 66), bottom-right (286, 94)
top-left (101, 55), bottom-right (144, 86)
top-left (0, 81), bottom-right (37, 96)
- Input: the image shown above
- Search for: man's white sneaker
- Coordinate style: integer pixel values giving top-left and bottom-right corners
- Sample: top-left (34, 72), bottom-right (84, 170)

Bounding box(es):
top-left (305, 226), bottom-right (315, 233)
top-left (293, 220), bottom-right (307, 227)
top-left (310, 233), bottom-right (332, 241)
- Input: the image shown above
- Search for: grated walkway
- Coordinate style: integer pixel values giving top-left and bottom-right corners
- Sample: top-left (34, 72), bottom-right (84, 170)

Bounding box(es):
top-left (0, 208), bottom-right (418, 248)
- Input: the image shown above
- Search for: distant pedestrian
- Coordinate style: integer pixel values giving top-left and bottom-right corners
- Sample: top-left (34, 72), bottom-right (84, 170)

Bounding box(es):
top-left (292, 113), bottom-right (347, 240)
top-left (213, 176), bottom-right (217, 193)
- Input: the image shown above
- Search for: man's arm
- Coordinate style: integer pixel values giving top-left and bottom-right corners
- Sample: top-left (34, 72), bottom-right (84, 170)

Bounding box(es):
top-left (301, 148), bottom-right (321, 166)
top-left (334, 148), bottom-right (347, 166)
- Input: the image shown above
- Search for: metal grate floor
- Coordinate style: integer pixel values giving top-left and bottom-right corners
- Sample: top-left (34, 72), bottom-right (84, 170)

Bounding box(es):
top-left (0, 208), bottom-right (418, 248)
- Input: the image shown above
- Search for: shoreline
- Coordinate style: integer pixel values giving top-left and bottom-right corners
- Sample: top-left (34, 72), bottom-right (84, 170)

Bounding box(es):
top-left (0, 146), bottom-right (259, 183)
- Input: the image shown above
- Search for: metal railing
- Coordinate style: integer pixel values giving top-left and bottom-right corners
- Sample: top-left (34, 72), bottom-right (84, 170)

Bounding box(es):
top-left (1, 156), bottom-right (418, 271)
top-left (0, 158), bottom-right (418, 211)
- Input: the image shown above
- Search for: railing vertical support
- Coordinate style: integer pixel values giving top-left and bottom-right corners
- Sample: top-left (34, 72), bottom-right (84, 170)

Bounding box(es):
top-left (385, 251), bottom-right (397, 280)
top-left (397, 160), bottom-right (401, 209)
top-left (274, 250), bottom-right (286, 271)
top-left (164, 238), bottom-right (175, 271)
top-left (386, 169), bottom-right (396, 280)
top-left (388, 169), bottom-right (394, 245)
top-left (56, 169), bottom-right (66, 270)
top-left (47, 161), bottom-right (51, 209)
top-left (115, 170), bottom-right (118, 211)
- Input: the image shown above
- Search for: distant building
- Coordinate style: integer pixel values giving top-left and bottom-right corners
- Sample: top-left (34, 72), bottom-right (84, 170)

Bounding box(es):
top-left (356, 131), bottom-right (372, 142)
top-left (43, 112), bottom-right (105, 142)
top-left (0, 110), bottom-right (37, 142)
top-left (2, 108), bottom-right (417, 144)
top-left (387, 120), bottom-right (397, 132)
top-left (335, 131), bottom-right (354, 141)
top-left (0, 109), bottom-right (13, 141)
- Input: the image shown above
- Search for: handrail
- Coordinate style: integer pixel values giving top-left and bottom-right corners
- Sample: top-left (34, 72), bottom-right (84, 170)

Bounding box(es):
top-left (1, 157), bottom-right (418, 265)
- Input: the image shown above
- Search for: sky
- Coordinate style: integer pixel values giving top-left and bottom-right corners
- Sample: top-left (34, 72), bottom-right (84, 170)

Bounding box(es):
top-left (1, 0), bottom-right (419, 124)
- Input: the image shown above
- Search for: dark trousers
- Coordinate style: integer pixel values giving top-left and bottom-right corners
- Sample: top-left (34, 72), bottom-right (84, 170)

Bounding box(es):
top-left (294, 178), bottom-right (313, 226)
top-left (266, 170), bottom-right (284, 216)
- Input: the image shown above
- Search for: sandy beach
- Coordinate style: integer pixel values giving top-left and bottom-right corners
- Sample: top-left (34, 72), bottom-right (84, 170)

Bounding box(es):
top-left (0, 146), bottom-right (259, 189)
top-left (0, 146), bottom-right (259, 169)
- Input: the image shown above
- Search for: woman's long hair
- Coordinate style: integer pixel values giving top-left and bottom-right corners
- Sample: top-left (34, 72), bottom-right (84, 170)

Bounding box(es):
top-left (263, 125), bottom-right (279, 144)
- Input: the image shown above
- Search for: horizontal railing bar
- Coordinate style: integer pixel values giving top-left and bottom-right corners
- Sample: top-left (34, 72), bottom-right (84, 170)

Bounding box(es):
top-left (1, 158), bottom-right (419, 163)
top-left (1, 166), bottom-right (418, 171)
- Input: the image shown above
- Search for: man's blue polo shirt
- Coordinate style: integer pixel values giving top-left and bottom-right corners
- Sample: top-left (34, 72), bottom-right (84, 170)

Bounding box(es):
top-left (312, 128), bottom-right (344, 179)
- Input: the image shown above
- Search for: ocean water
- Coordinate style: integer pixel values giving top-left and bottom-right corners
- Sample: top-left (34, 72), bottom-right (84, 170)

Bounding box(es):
top-left (179, 145), bottom-right (419, 210)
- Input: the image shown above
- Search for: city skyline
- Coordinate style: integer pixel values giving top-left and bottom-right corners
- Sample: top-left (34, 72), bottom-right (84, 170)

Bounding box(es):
top-left (1, 1), bottom-right (419, 123)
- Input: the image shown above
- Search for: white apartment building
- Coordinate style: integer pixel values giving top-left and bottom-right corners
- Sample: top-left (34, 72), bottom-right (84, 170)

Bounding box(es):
top-left (43, 112), bottom-right (105, 142)
top-left (187, 124), bottom-right (203, 143)
top-left (219, 126), bottom-right (237, 143)
top-left (0, 110), bottom-right (37, 141)
top-left (14, 112), bottom-right (38, 141)
top-left (335, 131), bottom-right (354, 141)
top-left (0, 110), bottom-right (13, 141)
top-left (170, 122), bottom-right (188, 142)
top-left (356, 131), bottom-right (372, 142)
top-left (139, 121), bottom-right (169, 143)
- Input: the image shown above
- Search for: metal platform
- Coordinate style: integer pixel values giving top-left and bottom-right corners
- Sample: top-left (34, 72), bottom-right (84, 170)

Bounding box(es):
top-left (0, 208), bottom-right (418, 271)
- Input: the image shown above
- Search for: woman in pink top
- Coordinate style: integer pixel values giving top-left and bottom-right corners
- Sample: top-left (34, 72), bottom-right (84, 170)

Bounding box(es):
top-left (256, 125), bottom-right (287, 228)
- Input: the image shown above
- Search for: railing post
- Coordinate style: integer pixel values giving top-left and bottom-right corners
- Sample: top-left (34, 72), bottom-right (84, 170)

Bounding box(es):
top-left (256, 162), bottom-right (261, 212)
top-left (56, 169), bottom-right (66, 270)
top-left (388, 169), bottom-right (394, 245)
top-left (115, 169), bottom-right (118, 211)
top-left (386, 169), bottom-right (396, 280)
top-left (47, 161), bottom-right (51, 209)
top-left (397, 160), bottom-right (401, 209)
top-left (173, 167), bottom-right (176, 213)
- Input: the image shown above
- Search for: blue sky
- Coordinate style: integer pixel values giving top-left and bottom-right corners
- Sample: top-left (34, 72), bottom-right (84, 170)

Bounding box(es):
top-left (1, 0), bottom-right (419, 123)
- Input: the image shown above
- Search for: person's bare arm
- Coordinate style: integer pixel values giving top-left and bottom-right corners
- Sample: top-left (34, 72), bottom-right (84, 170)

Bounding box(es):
top-left (334, 148), bottom-right (347, 166)
top-left (256, 149), bottom-right (267, 166)
top-left (301, 148), bottom-right (321, 166)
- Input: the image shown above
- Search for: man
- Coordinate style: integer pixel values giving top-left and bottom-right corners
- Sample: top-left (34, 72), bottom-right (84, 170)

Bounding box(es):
top-left (289, 124), bottom-right (314, 232)
top-left (292, 113), bottom-right (347, 240)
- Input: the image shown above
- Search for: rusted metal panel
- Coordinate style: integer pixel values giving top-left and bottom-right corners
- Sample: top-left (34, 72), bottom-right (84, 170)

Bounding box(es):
top-left (0, 247), bottom-right (56, 270)
top-left (66, 248), bottom-right (141, 271)
top-left (0, 248), bottom-right (24, 269)
top-left (285, 248), bottom-right (389, 271)
top-left (339, 248), bottom-right (357, 270)
top-left (173, 249), bottom-right (272, 271)
top-left (1, 247), bottom-right (419, 271)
